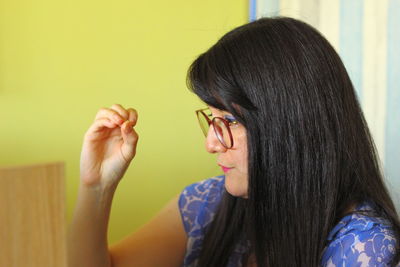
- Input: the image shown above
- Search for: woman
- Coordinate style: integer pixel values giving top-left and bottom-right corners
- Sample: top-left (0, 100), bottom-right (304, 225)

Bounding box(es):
top-left (68, 17), bottom-right (400, 266)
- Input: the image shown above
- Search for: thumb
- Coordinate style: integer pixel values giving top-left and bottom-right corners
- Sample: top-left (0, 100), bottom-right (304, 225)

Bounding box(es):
top-left (121, 120), bottom-right (139, 162)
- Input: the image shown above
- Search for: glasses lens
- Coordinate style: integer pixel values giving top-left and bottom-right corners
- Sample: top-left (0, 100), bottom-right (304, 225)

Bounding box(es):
top-left (197, 111), bottom-right (210, 136)
top-left (213, 118), bottom-right (233, 148)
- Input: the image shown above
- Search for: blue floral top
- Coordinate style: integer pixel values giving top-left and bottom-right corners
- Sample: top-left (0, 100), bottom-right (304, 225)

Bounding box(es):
top-left (178, 176), bottom-right (399, 267)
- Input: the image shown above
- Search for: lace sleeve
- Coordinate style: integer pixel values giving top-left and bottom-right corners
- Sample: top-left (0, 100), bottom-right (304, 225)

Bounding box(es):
top-left (178, 176), bottom-right (225, 235)
top-left (178, 176), bottom-right (226, 267)
top-left (322, 221), bottom-right (398, 266)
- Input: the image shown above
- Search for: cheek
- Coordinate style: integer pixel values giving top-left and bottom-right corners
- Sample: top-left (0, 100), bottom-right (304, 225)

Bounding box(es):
top-left (237, 153), bottom-right (247, 173)
top-left (237, 140), bottom-right (248, 173)
top-left (233, 129), bottom-right (248, 171)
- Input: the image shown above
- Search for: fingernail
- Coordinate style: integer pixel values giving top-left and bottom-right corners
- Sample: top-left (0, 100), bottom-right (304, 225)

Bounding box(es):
top-left (114, 115), bottom-right (122, 123)
top-left (125, 122), bottom-right (132, 133)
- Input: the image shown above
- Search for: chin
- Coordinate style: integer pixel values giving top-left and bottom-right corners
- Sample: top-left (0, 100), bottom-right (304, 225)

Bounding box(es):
top-left (224, 175), bottom-right (248, 198)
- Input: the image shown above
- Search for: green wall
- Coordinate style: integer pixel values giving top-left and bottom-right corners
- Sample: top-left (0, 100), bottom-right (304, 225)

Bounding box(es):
top-left (0, 0), bottom-right (247, 243)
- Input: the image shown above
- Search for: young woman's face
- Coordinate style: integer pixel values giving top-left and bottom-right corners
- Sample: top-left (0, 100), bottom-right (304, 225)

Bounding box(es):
top-left (206, 106), bottom-right (249, 198)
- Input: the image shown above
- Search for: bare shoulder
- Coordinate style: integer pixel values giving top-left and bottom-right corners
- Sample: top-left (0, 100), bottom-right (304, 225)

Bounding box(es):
top-left (109, 194), bottom-right (187, 267)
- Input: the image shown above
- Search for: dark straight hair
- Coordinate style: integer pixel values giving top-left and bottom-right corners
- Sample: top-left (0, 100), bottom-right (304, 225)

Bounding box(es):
top-left (187, 17), bottom-right (400, 266)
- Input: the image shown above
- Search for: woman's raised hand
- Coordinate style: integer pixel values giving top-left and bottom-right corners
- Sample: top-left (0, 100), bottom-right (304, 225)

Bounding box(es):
top-left (80, 104), bottom-right (139, 187)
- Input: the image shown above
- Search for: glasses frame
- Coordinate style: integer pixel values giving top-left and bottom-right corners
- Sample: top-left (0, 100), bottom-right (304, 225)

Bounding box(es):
top-left (195, 108), bottom-right (234, 149)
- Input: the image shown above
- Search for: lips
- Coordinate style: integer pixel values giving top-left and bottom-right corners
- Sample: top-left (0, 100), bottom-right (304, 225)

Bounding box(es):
top-left (218, 164), bottom-right (233, 173)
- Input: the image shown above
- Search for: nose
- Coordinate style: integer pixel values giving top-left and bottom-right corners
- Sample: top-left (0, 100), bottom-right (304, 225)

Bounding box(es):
top-left (205, 125), bottom-right (228, 154)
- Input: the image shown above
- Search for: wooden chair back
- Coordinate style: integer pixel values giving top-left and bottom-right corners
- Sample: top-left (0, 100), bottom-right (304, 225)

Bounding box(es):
top-left (0, 162), bottom-right (67, 267)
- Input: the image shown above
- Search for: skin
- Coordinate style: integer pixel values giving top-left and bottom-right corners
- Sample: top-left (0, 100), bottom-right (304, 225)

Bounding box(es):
top-left (69, 104), bottom-right (187, 267)
top-left (69, 104), bottom-right (356, 267)
top-left (207, 106), bottom-right (249, 198)
top-left (69, 104), bottom-right (251, 267)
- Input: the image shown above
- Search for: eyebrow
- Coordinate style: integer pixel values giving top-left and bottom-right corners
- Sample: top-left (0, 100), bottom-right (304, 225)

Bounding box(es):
top-left (223, 114), bottom-right (235, 118)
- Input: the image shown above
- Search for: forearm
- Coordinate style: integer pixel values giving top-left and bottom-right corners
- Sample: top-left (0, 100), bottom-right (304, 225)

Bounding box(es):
top-left (67, 181), bottom-right (117, 267)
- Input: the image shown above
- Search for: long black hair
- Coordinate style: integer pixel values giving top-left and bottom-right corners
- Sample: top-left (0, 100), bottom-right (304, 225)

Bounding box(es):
top-left (187, 17), bottom-right (400, 266)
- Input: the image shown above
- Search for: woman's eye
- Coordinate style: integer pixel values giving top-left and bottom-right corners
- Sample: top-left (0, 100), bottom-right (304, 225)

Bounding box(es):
top-left (224, 115), bottom-right (238, 126)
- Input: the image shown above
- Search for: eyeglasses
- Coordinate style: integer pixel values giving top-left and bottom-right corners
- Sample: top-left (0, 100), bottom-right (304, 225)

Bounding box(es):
top-left (195, 108), bottom-right (235, 149)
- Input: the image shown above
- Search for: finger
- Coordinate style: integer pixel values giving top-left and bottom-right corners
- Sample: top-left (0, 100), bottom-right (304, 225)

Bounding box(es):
top-left (127, 108), bottom-right (138, 126)
top-left (120, 120), bottom-right (139, 162)
top-left (110, 104), bottom-right (129, 120)
top-left (95, 108), bottom-right (125, 125)
top-left (86, 118), bottom-right (118, 135)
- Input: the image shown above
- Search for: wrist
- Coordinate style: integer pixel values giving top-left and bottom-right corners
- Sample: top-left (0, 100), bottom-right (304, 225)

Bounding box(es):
top-left (79, 180), bottom-right (118, 202)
